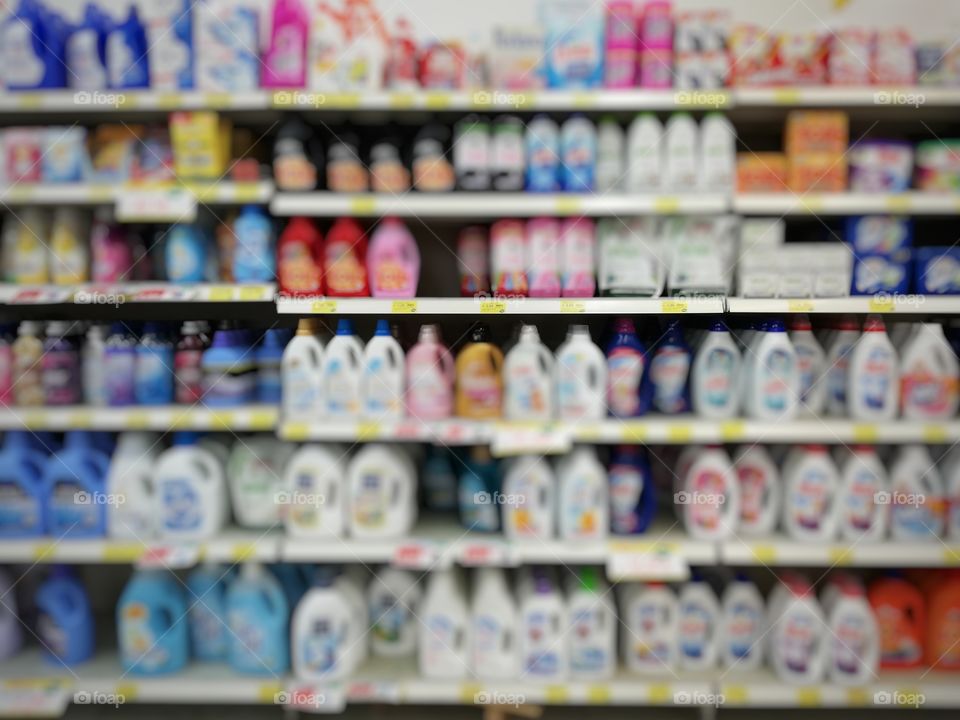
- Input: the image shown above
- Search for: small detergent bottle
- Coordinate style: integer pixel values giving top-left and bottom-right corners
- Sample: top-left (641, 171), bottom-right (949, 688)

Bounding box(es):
top-left (677, 578), bottom-right (721, 671)
top-left (926, 573), bottom-right (960, 669)
top-left (749, 319), bottom-right (799, 421)
top-left (454, 323), bottom-right (504, 420)
top-left (42, 432), bottom-right (110, 539)
top-left (282, 443), bottom-right (347, 537)
top-left (226, 563), bottom-right (289, 675)
top-left (692, 320), bottom-right (742, 419)
top-left (609, 445), bottom-right (656, 534)
top-left (604, 2), bottom-right (637, 88)
top-left (65, 4), bottom-right (107, 90)
top-left (822, 575), bottom-right (880, 685)
top-left (606, 318), bottom-right (650, 418)
top-left (456, 226), bottom-right (490, 297)
top-left (619, 581), bottom-right (678, 673)
top-left (767, 574), bottom-right (827, 684)
top-left (560, 217), bottom-right (597, 298)
top-left (889, 445), bottom-right (945, 541)
top-left (491, 219), bottom-right (529, 296)
top-left (233, 206), bottom-right (276, 283)
top-left (626, 113), bottom-right (664, 192)
top-left (105, 6), bottom-right (149, 89)
top-left (256, 328), bottom-right (289, 404)
top-left (470, 568), bottom-right (521, 679)
top-left (13, 321), bottom-right (45, 407)
top-left (35, 566), bottom-right (94, 666)
top-left (107, 432), bottom-right (161, 540)
top-left (174, 321), bottom-right (208, 405)
top-left (186, 563), bottom-right (231, 661)
top-left (117, 569), bottom-right (189, 676)
top-left (869, 575), bottom-right (926, 669)
top-left (557, 446), bottom-right (608, 542)
top-left (419, 568), bottom-right (469, 679)
top-left (790, 315), bottom-right (827, 417)
top-left (825, 315), bottom-right (860, 416)
top-left (901, 323), bottom-right (960, 420)
top-left (322, 319), bottom-right (364, 419)
top-left (849, 315), bottom-right (899, 420)
top-left (720, 576), bottom-right (765, 672)
top-left (368, 567), bottom-right (421, 658)
top-left (596, 117), bottom-right (625, 191)
top-left (422, 447), bottom-right (457, 512)
top-left (154, 434), bottom-right (227, 540)
top-left (0, 568), bottom-right (22, 660)
top-left (202, 324), bottom-right (256, 406)
top-left (681, 446), bottom-right (740, 540)
top-left (454, 114), bottom-right (491, 191)
top-left (165, 224), bottom-right (208, 283)
top-left (560, 115), bottom-right (597, 192)
top-left (363, 319), bottom-right (405, 420)
top-left (519, 568), bottom-right (568, 681)
top-left (503, 325), bottom-right (555, 421)
top-left (565, 568), bottom-right (616, 680)
top-left (41, 321), bottom-right (81, 406)
top-left (458, 446), bottom-right (501, 532)
top-left (104, 323), bottom-right (137, 407)
top-left (527, 217), bottom-right (562, 297)
top-left (732, 446), bottom-right (780, 536)
top-left (835, 446), bottom-right (889, 541)
top-left (502, 455), bottom-right (556, 540)
top-left (135, 323), bottom-right (174, 405)
top-left (0, 432), bottom-right (46, 537)
top-left (90, 210), bottom-right (133, 283)
top-left (556, 325), bottom-right (607, 421)
top-left (83, 324), bottom-right (108, 406)
top-left (650, 321), bottom-right (692, 414)
top-left (277, 217), bottom-right (323, 297)
top-left (228, 437), bottom-right (295, 528)
top-left (406, 324), bottom-right (455, 420)
top-left (3, 209), bottom-right (49, 284)
top-left (50, 208), bottom-right (90, 284)
top-left (282, 318), bottom-right (325, 421)
top-left (782, 445), bottom-right (841, 542)
top-left (347, 444), bottom-right (417, 539)
top-left (491, 115), bottom-right (526, 191)
top-left (262, 0), bottom-right (308, 87)
top-left (323, 217), bottom-right (369, 297)
top-left (525, 114), bottom-right (561, 192)
top-left (368, 218), bottom-right (420, 298)
top-left (292, 569), bottom-right (355, 680)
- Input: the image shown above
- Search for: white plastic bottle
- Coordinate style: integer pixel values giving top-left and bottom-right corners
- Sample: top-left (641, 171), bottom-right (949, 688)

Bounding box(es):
top-left (835, 446), bottom-right (889, 541)
top-left (822, 576), bottom-right (880, 685)
top-left (418, 568), bottom-right (469, 679)
top-left (677, 580), bottom-right (721, 671)
top-left (283, 444), bottom-right (347, 538)
top-left (790, 314), bottom-right (827, 417)
top-left (732, 446), bottom-right (780, 536)
top-left (824, 316), bottom-right (860, 416)
top-left (565, 568), bottom-right (615, 680)
top-left (596, 118), bottom-right (625, 193)
top-left (663, 113), bottom-right (699, 191)
top-left (889, 445), bottom-right (945, 541)
top-left (626, 113), bottom-right (663, 191)
top-left (848, 315), bottom-right (899, 420)
top-left (699, 113), bottom-right (736, 191)
top-left (691, 320), bottom-right (742, 419)
top-left (470, 568), bottom-right (520, 679)
top-left (518, 568), bottom-right (568, 680)
top-left (322, 318), bottom-right (364, 419)
top-left (362, 319), bottom-right (405, 420)
top-left (555, 325), bottom-right (607, 421)
top-left (154, 437), bottom-right (228, 540)
top-left (748, 319), bottom-right (799, 420)
top-left (368, 567), bottom-right (421, 658)
top-left (347, 444), bottom-right (417, 539)
top-left (503, 325), bottom-right (555, 421)
top-left (227, 437), bottom-right (295, 528)
top-left (335, 569), bottom-right (369, 669)
top-left (680, 446), bottom-right (740, 540)
top-left (282, 318), bottom-right (325, 421)
top-left (83, 324), bottom-right (108, 406)
top-left (619, 582), bottom-right (678, 673)
top-left (107, 432), bottom-right (161, 539)
top-left (767, 574), bottom-right (827, 684)
top-left (556, 446), bottom-right (608, 542)
top-left (781, 445), bottom-right (840, 542)
top-left (944, 446), bottom-right (960, 540)
top-left (719, 577), bottom-right (765, 672)
top-left (292, 571), bottom-right (355, 681)
top-left (502, 455), bottom-right (556, 540)
top-left (900, 323), bottom-right (960, 420)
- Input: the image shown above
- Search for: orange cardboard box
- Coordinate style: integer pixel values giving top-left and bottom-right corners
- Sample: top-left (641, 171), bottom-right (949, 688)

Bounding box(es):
top-left (785, 110), bottom-right (849, 156)
top-left (737, 152), bottom-right (788, 192)
top-left (788, 152), bottom-right (848, 192)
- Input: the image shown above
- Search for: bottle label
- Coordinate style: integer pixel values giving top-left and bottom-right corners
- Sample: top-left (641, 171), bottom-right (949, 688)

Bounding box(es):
top-left (609, 464), bottom-right (643, 533)
top-left (607, 348), bottom-right (644, 417)
top-left (650, 347), bottom-right (690, 413)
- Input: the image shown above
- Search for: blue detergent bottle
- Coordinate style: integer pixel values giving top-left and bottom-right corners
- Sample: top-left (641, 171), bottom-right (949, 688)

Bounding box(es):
top-left (255, 328), bottom-right (290, 404)
top-left (165, 224), bottom-right (208, 283)
top-left (0, 431), bottom-right (48, 538)
top-left (117, 569), bottom-right (189, 676)
top-left (105, 6), bottom-right (149, 90)
top-left (458, 446), bottom-right (500, 532)
top-left (202, 323), bottom-right (256, 407)
top-left (1, 0), bottom-right (67, 90)
top-left (226, 563), bottom-right (289, 675)
top-left (270, 563), bottom-right (307, 610)
top-left (608, 445), bottom-right (656, 535)
top-left (41, 431), bottom-right (111, 539)
top-left (35, 566), bottom-right (94, 666)
top-left (65, 3), bottom-right (108, 90)
top-left (105, 323), bottom-right (137, 407)
top-left (186, 563), bottom-right (232, 662)
top-left (423, 446), bottom-right (458, 512)
top-left (605, 318), bottom-right (651, 418)
top-left (233, 206), bottom-right (277, 283)
top-left (135, 323), bottom-right (175, 405)
top-left (649, 320), bottom-right (692, 415)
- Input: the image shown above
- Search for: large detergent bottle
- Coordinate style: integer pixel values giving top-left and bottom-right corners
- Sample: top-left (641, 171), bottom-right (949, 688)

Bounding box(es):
top-left (900, 323), bottom-right (960, 420)
top-left (560, 115), bottom-right (597, 192)
top-left (889, 445), bottom-right (945, 541)
top-left (767, 575), bottom-right (827, 683)
top-left (557, 446), bottom-right (608, 542)
top-left (256, 328), bottom-right (289, 405)
top-left (869, 576), bottom-right (926, 669)
top-left (732, 445), bottom-right (780, 536)
top-left (262, 0), bottom-right (308, 87)
top-left (368, 567), bottom-right (420, 658)
top-left (368, 218), bottom-right (420, 298)
top-left (470, 567), bottom-right (520, 679)
top-left (608, 445), bottom-right (656, 535)
top-left (502, 455), bottom-right (556, 541)
top-left (186, 563), bottom-right (231, 661)
top-left (925, 573), bottom-right (960, 669)
top-left (692, 321), bottom-right (741, 419)
top-left (556, 325), bottom-right (606, 421)
top-left (1, 0), bottom-right (67, 90)
top-left (749, 319), bottom-right (799, 420)
top-left (650, 321), bottom-right (691, 414)
top-left (681, 446), bottom-right (740, 540)
top-left (233, 206), bottom-right (276, 283)
top-left (825, 316), bottom-right (860, 416)
top-left (50, 208), bottom-right (90, 283)
top-left (565, 568), bottom-right (616, 679)
top-left (35, 567), bottom-right (94, 666)
top-left (107, 432), bottom-right (160, 540)
top-left (525, 115), bottom-right (561, 192)
top-left (720, 577), bottom-right (765, 672)
top-left (105, 6), bottom-right (149, 89)
top-left (104, 323), bottom-right (137, 407)
top-left (503, 325), bottom-right (555, 420)
top-left (848, 315), bottom-right (899, 420)
top-left (347, 444), bottom-right (416, 539)
top-left (118, 569), bottom-right (189, 675)
top-left (154, 434), bottom-right (227, 540)
top-left (458, 446), bottom-right (501, 532)
top-left (283, 443), bottom-right (347, 538)
top-left (42, 432), bottom-right (111, 539)
top-left (323, 217), bottom-right (368, 296)
top-left (282, 318), bottom-right (325, 421)
top-left (41, 322), bottom-right (81, 407)
top-left (626, 113), bottom-right (664, 191)
top-left (596, 117), bottom-right (625, 190)
top-left (782, 445), bottom-right (840, 541)
top-left (519, 568), bottom-right (568, 680)
top-left (277, 217), bottom-right (323, 297)
top-left (422, 447), bottom-right (457, 512)
top-left (835, 446), bottom-right (888, 541)
top-left (0, 568), bottom-right (22, 660)
top-left (363, 320), bottom-right (405, 420)
top-left (790, 315), bottom-right (827, 417)
top-left (606, 318), bottom-right (650, 418)
top-left (135, 323), bottom-right (174, 405)
top-left (559, 218), bottom-right (596, 298)
top-left (227, 563), bottom-right (289, 674)
top-left (419, 568), bottom-right (469, 679)
top-left (165, 224), bottom-right (208, 283)
top-left (0, 432), bottom-right (46, 538)
top-left (619, 582), bottom-right (678, 672)
top-left (405, 324), bottom-right (454, 420)
top-left (322, 319), bottom-right (364, 419)
top-left (202, 324), bottom-right (256, 407)
top-left (491, 219), bottom-right (528, 296)
top-left (823, 575), bottom-right (879, 685)
top-left (527, 217), bottom-right (561, 297)
top-left (12, 320), bottom-right (44, 407)
top-left (455, 323), bottom-right (504, 419)
top-left (228, 437), bottom-right (294, 528)
top-left (292, 570), bottom-right (354, 680)
top-left (677, 579), bottom-right (721, 671)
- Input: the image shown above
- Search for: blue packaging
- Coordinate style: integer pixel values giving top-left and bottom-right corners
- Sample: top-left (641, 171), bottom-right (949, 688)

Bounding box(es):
top-left (135, 323), bottom-right (175, 405)
top-left (608, 446), bottom-right (656, 535)
top-left (186, 564), bottom-right (231, 661)
top-left (202, 324), bottom-right (256, 406)
top-left (539, 0), bottom-right (604, 89)
top-left (41, 432), bottom-right (111, 539)
top-left (145, 0), bottom-right (194, 90)
top-left (525, 115), bottom-right (561, 192)
top-left (118, 569), bottom-right (189, 676)
top-left (105, 6), bottom-right (150, 89)
top-left (851, 251), bottom-right (912, 295)
top-left (605, 318), bottom-right (652, 418)
top-left (458, 448), bottom-right (500, 532)
top-left (65, 3), bottom-right (108, 90)
top-left (649, 320), bottom-right (692, 414)
top-left (915, 247), bottom-right (960, 294)
top-left (35, 566), bottom-right (95, 666)
top-left (226, 564), bottom-right (289, 675)
top-left (423, 446), bottom-right (458, 512)
top-left (0, 432), bottom-right (47, 538)
top-left (845, 216), bottom-right (913, 256)
top-left (560, 115), bottom-right (597, 192)
top-left (0, 0), bottom-right (67, 90)
top-left (269, 563), bottom-right (307, 610)
top-left (165, 224), bottom-right (208, 283)
top-left (255, 328), bottom-right (288, 404)
top-left (233, 206), bottom-right (276, 283)
top-left (43, 127), bottom-right (89, 183)
top-left (105, 323), bottom-right (137, 406)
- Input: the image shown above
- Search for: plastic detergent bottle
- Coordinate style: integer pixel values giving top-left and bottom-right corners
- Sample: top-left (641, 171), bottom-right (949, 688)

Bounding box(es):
top-left (292, 569), bottom-right (354, 680)
top-left (565, 568), bottom-right (616, 680)
top-left (835, 446), bottom-right (888, 541)
top-left (0, 568), bottom-right (22, 660)
top-left (560, 115), bottom-right (597, 192)
top-left (81, 324), bottom-right (107, 406)
top-left (596, 117), bottom-right (625, 191)
top-left (42, 432), bottom-right (110, 539)
top-left (323, 217), bottom-right (369, 297)
top-left (405, 324), bottom-right (455, 420)
top-left (650, 321), bottom-right (691, 414)
top-left (790, 315), bottom-right (827, 417)
top-left (605, 318), bottom-right (650, 418)
top-left (363, 320), bottom-right (405, 420)
top-left (228, 437), bottom-right (294, 528)
top-left (135, 323), bottom-right (174, 405)
top-left (226, 563), bottom-right (289, 675)
top-left (626, 113), bottom-right (664, 191)
top-left (256, 328), bottom-right (288, 404)
top-left (13, 321), bottom-right (45, 407)
top-left (525, 115), bottom-right (561, 192)
top-left (202, 324), bottom-right (256, 406)
top-left (50, 208), bottom-right (90, 284)
top-left (560, 217), bottom-right (596, 298)
top-left (454, 114), bottom-right (490, 191)
top-left (732, 446), bottom-right (780, 536)
top-left (748, 319), bottom-right (799, 420)
top-left (503, 325), bottom-right (554, 420)
top-left (491, 115), bottom-right (526, 191)
top-left (186, 563), bottom-right (230, 662)
top-left (322, 319), bottom-right (364, 419)
top-left (889, 445), bottom-right (945, 541)
top-left (41, 321), bottom-right (81, 406)
top-left (347, 444), bottom-right (416, 539)
top-left (174, 321), bottom-right (207, 405)
top-left (823, 576), bottom-right (879, 685)
top-left (619, 582), bottom-right (678, 672)
top-left (35, 566), bottom-right (94, 666)
top-left (117, 569), bottom-right (189, 676)
top-left (848, 315), bottom-right (899, 420)
top-left (418, 568), bottom-right (469, 679)
top-left (699, 113), bottom-right (736, 191)
top-left (608, 445), bottom-right (656, 534)
top-left (65, 4), bottom-right (107, 89)
top-left (0, 432), bottom-right (46, 538)
top-left (282, 318), bottom-right (325, 421)
top-left (825, 316), bottom-right (860, 416)
top-left (557, 446), bottom-right (608, 542)
top-left (692, 321), bottom-right (741, 419)
top-left (491, 219), bottom-right (529, 296)
top-left (277, 217), bottom-right (323, 296)
top-left (4, 209), bottom-right (49, 284)
top-left (681, 446), bottom-right (740, 540)
top-left (90, 211), bottom-right (133, 283)
top-left (527, 217), bottom-right (561, 297)
top-left (368, 218), bottom-right (420, 298)
top-left (368, 567), bottom-right (420, 658)
top-left (232, 206), bottom-right (276, 283)
top-left (663, 113), bottom-right (699, 190)
top-left (767, 575), bottom-right (827, 684)
top-left (165, 224), bottom-right (208, 283)
top-left (677, 579), bottom-right (721, 671)
top-left (0, 324), bottom-right (14, 406)
top-left (470, 567), bottom-right (520, 679)
top-left (782, 445), bottom-right (840, 542)
top-left (502, 455), bottom-right (556, 541)
top-left (105, 6), bottom-right (149, 89)
top-left (154, 435), bottom-right (227, 540)
top-left (103, 323), bottom-right (137, 407)
top-left (106, 432), bottom-right (160, 539)
top-left (519, 568), bottom-right (567, 680)
top-left (262, 0), bottom-right (308, 87)
top-left (555, 325), bottom-right (606, 421)
top-left (282, 443), bottom-right (346, 537)
top-left (455, 323), bottom-right (504, 420)
top-left (456, 226), bottom-right (489, 297)
top-left (945, 447), bottom-right (960, 541)
top-left (925, 573), bottom-right (960, 670)
top-left (458, 446), bottom-right (501, 532)
top-left (421, 447), bottom-right (457, 512)
top-left (720, 577), bottom-right (765, 672)
top-left (900, 323), bottom-right (960, 420)
top-left (869, 576), bottom-right (926, 669)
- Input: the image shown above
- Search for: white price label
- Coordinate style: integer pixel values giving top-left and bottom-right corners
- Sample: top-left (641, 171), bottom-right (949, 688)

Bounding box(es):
top-left (0, 679), bottom-right (71, 717)
top-left (392, 540), bottom-right (438, 570)
top-left (279, 684), bottom-right (346, 714)
top-left (136, 544), bottom-right (201, 569)
top-left (491, 423), bottom-right (572, 457)
top-left (116, 188), bottom-right (198, 223)
top-left (606, 541), bottom-right (689, 581)
top-left (459, 539), bottom-right (518, 567)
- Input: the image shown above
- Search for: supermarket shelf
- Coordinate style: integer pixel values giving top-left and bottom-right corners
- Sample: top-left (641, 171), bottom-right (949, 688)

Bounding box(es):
top-left (0, 181), bottom-right (275, 206)
top-left (0, 283), bottom-right (275, 305)
top-left (727, 295), bottom-right (960, 314)
top-left (270, 192), bottom-right (728, 217)
top-left (732, 85), bottom-right (959, 107)
top-left (734, 191), bottom-right (960, 215)
top-left (720, 536), bottom-right (960, 568)
top-left (275, 295), bottom-right (722, 315)
top-left (0, 405), bottom-right (278, 431)
top-left (0, 89), bottom-right (272, 114)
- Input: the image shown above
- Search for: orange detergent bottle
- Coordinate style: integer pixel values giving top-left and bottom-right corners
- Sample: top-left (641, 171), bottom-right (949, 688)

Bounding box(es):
top-left (455, 323), bottom-right (504, 419)
top-left (927, 571), bottom-right (960, 670)
top-left (868, 576), bottom-right (926, 669)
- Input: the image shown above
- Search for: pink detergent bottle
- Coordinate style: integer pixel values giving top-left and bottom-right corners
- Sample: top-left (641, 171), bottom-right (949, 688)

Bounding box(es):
top-left (605, 0), bottom-right (638, 88)
top-left (560, 217), bottom-right (596, 297)
top-left (527, 218), bottom-right (561, 298)
top-left (262, 0), bottom-right (309, 88)
top-left (367, 218), bottom-right (421, 298)
top-left (91, 211), bottom-right (133, 283)
top-left (406, 325), bottom-right (454, 420)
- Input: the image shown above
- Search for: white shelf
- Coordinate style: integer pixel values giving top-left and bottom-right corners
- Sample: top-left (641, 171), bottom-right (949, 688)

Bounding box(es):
top-left (732, 85), bottom-right (960, 107)
top-left (734, 191), bottom-right (960, 215)
top-left (0, 181), bottom-right (274, 206)
top-left (0, 282), bottom-right (275, 305)
top-left (727, 295), bottom-right (960, 314)
top-left (720, 535), bottom-right (960, 568)
top-left (270, 192), bottom-right (728, 218)
top-left (0, 90), bottom-right (272, 114)
top-left (0, 405), bottom-right (278, 431)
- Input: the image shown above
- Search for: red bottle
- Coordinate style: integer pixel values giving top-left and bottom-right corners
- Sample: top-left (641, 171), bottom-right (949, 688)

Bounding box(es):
top-left (323, 217), bottom-right (369, 297)
top-left (277, 217), bottom-right (324, 297)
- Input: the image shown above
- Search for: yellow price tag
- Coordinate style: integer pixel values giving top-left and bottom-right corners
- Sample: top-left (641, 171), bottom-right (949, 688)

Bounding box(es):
top-left (391, 300), bottom-right (418, 314)
top-left (6, 186), bottom-right (32, 203)
top-left (233, 183), bottom-right (263, 203)
top-left (885, 195), bottom-right (911, 213)
top-left (170, 412), bottom-right (194, 430)
top-left (828, 546), bottom-right (854, 565)
top-left (661, 299), bottom-right (688, 313)
top-left (17, 93), bottom-right (43, 109)
top-left (103, 543), bottom-right (143, 562)
top-left (458, 684), bottom-right (483, 704)
top-left (357, 421), bottom-right (381, 440)
top-left (115, 684), bottom-right (139, 701)
top-left (239, 285), bottom-right (267, 301)
top-left (586, 685), bottom-right (611, 704)
top-left (667, 424), bottom-right (693, 443)
top-left (923, 425), bottom-right (948, 443)
top-left (720, 420), bottom-right (745, 441)
top-left (126, 411), bottom-right (150, 429)
top-left (800, 196), bottom-right (824, 212)
top-left (232, 543), bottom-right (256, 561)
top-left (572, 92), bottom-right (595, 108)
top-left (327, 92), bottom-right (360, 108)
top-left (311, 299), bottom-right (338, 314)
top-left (68, 410), bottom-right (93, 427)
top-left (621, 423), bottom-right (647, 443)
top-left (283, 422), bottom-right (309, 441)
top-left (852, 423), bottom-right (878, 442)
top-left (210, 411), bottom-right (236, 429)
top-left (787, 299), bottom-right (815, 312)
top-left (545, 685), bottom-right (569, 703)
top-left (156, 92), bottom-right (183, 109)
top-left (647, 683), bottom-right (673, 704)
top-left (23, 410), bottom-right (47, 429)
top-left (724, 685), bottom-right (748, 704)
top-left (32, 543), bottom-right (57, 561)
top-left (249, 409), bottom-right (278, 430)
top-left (88, 185), bottom-right (114, 202)
top-left (796, 687), bottom-right (821, 706)
top-left (773, 88), bottom-right (802, 105)
top-left (389, 93), bottom-right (415, 108)
top-left (480, 300), bottom-right (506, 314)
top-left (751, 544), bottom-right (777, 563)
top-left (577, 424), bottom-right (601, 442)
top-left (349, 197), bottom-right (377, 214)
top-left (204, 92), bottom-right (232, 108)
top-left (846, 688), bottom-right (870, 706)
top-left (653, 196), bottom-right (680, 213)
top-left (560, 299), bottom-right (586, 313)
top-left (425, 92), bottom-right (451, 109)
top-left (555, 197), bottom-right (583, 214)
top-left (868, 296), bottom-right (895, 313)
top-left (208, 285), bottom-right (233, 301)
top-left (257, 683), bottom-right (283, 704)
